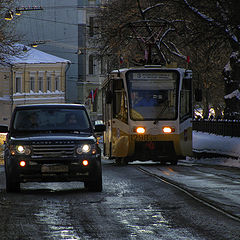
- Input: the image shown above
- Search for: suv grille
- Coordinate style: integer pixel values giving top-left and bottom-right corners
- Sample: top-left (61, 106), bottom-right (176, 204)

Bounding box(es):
top-left (32, 141), bottom-right (75, 157)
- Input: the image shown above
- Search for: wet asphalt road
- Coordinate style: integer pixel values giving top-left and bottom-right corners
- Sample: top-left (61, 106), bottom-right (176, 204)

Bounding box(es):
top-left (0, 159), bottom-right (240, 240)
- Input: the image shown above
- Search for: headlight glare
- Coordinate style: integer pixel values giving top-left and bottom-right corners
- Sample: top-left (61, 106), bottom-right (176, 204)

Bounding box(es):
top-left (17, 145), bottom-right (24, 153)
top-left (76, 144), bottom-right (91, 154)
top-left (16, 145), bottom-right (31, 155)
top-left (135, 127), bottom-right (146, 134)
top-left (162, 126), bottom-right (175, 134)
top-left (82, 144), bottom-right (90, 153)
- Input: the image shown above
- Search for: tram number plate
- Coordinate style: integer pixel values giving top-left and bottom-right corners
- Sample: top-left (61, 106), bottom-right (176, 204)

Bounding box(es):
top-left (41, 165), bottom-right (68, 173)
top-left (132, 135), bottom-right (158, 141)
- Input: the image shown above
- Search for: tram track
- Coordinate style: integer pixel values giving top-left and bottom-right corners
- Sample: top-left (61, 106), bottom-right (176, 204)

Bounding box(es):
top-left (137, 166), bottom-right (240, 223)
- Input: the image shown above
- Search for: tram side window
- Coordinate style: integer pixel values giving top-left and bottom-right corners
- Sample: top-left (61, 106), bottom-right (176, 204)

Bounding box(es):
top-left (180, 78), bottom-right (192, 122)
top-left (103, 86), bottom-right (112, 124)
top-left (113, 79), bottom-right (128, 123)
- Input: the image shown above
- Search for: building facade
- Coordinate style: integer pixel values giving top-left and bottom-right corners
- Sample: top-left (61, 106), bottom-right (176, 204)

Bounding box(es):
top-left (14, 0), bottom-right (108, 120)
top-left (0, 45), bottom-right (70, 125)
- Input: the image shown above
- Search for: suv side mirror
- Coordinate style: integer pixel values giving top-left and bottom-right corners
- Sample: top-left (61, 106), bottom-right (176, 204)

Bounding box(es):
top-left (94, 124), bottom-right (106, 133)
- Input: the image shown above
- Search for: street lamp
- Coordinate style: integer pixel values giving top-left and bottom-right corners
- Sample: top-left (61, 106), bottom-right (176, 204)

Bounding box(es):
top-left (4, 6), bottom-right (43, 20)
top-left (30, 40), bottom-right (47, 48)
top-left (15, 8), bottom-right (22, 16)
top-left (4, 10), bottom-right (13, 20)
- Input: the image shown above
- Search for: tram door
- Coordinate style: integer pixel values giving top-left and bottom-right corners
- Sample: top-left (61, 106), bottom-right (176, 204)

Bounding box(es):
top-left (179, 74), bottom-right (193, 157)
top-left (102, 77), bottom-right (128, 158)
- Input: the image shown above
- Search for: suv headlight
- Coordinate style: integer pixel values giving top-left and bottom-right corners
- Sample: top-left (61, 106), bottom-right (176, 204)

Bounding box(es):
top-left (76, 144), bottom-right (91, 154)
top-left (76, 144), bottom-right (96, 155)
top-left (11, 145), bottom-right (31, 155)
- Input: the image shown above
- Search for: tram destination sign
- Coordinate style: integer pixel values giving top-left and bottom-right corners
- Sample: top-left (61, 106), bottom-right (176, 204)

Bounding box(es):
top-left (132, 72), bottom-right (173, 80)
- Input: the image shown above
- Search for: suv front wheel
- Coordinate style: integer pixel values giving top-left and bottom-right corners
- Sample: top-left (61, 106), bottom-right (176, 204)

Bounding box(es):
top-left (5, 167), bottom-right (20, 193)
top-left (84, 162), bottom-right (102, 192)
top-left (84, 176), bottom-right (102, 192)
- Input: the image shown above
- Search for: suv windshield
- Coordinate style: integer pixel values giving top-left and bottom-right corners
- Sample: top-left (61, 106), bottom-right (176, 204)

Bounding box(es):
top-left (13, 108), bottom-right (91, 132)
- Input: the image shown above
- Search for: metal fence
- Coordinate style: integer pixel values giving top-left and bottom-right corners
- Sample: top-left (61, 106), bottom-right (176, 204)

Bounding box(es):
top-left (192, 119), bottom-right (240, 137)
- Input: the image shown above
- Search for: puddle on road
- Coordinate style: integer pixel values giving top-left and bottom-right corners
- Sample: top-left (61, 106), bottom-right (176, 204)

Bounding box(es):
top-left (114, 201), bottom-right (204, 240)
top-left (35, 200), bottom-right (82, 240)
top-left (117, 203), bottom-right (170, 236)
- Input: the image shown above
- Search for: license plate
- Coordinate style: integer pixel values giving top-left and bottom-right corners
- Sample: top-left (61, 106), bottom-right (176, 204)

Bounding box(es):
top-left (41, 165), bottom-right (68, 173)
top-left (132, 135), bottom-right (159, 141)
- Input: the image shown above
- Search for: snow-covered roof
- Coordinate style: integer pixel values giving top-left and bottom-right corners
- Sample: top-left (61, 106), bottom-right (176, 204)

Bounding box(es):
top-left (4, 44), bottom-right (71, 65)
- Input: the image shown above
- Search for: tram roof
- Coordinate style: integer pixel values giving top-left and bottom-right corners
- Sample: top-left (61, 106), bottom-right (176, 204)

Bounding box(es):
top-left (102, 65), bottom-right (192, 87)
top-left (111, 66), bottom-right (191, 75)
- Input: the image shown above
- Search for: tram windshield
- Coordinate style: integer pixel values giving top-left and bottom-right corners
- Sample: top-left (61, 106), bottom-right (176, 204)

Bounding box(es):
top-left (126, 70), bottom-right (179, 121)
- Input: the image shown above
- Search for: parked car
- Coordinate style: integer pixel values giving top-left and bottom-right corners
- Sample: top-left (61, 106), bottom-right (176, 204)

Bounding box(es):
top-left (0, 104), bottom-right (105, 192)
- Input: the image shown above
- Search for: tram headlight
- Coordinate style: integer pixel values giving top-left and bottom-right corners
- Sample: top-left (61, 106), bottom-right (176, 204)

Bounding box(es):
top-left (135, 127), bottom-right (146, 134)
top-left (162, 126), bottom-right (175, 134)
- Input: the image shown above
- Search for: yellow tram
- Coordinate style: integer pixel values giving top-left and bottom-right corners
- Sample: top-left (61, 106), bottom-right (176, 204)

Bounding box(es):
top-left (102, 65), bottom-right (193, 165)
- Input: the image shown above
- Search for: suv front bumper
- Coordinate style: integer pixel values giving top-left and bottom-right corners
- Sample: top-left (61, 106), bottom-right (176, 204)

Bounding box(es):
top-left (6, 154), bottom-right (101, 183)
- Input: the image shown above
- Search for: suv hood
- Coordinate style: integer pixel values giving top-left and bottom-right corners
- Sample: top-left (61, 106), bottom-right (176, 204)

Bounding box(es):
top-left (10, 133), bottom-right (96, 142)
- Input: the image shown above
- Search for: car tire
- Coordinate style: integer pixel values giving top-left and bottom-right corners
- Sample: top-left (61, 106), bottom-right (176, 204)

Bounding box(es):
top-left (84, 176), bottom-right (102, 192)
top-left (115, 157), bottom-right (128, 166)
top-left (170, 158), bottom-right (178, 165)
top-left (84, 162), bottom-right (102, 192)
top-left (5, 161), bottom-right (20, 193)
top-left (6, 173), bottom-right (20, 193)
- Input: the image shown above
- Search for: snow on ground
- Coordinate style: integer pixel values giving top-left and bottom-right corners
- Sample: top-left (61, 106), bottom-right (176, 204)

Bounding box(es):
top-left (193, 131), bottom-right (240, 158)
top-left (186, 156), bottom-right (240, 169)
top-left (191, 130), bottom-right (240, 169)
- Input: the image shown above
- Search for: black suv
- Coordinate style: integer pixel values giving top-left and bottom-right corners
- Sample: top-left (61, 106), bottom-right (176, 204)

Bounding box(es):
top-left (1, 104), bottom-right (105, 192)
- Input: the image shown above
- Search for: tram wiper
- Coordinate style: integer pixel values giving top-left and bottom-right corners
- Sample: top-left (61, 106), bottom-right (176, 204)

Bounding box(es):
top-left (154, 100), bottom-right (169, 123)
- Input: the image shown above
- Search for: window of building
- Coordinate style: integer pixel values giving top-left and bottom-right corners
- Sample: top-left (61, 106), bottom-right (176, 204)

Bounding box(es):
top-left (89, 55), bottom-right (94, 75)
top-left (89, 17), bottom-right (94, 37)
top-left (55, 73), bottom-right (60, 91)
top-left (47, 74), bottom-right (51, 91)
top-left (100, 57), bottom-right (105, 75)
top-left (30, 72), bottom-right (36, 92)
top-left (38, 73), bottom-right (43, 92)
top-left (30, 76), bottom-right (35, 92)
top-left (15, 76), bottom-right (22, 93)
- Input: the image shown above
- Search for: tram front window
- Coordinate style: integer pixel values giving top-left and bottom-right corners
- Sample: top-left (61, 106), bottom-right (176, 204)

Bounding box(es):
top-left (127, 70), bottom-right (178, 121)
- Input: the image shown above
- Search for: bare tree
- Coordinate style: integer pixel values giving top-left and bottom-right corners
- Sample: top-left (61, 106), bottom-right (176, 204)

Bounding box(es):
top-left (96, 0), bottom-right (191, 67)
top-left (182, 0), bottom-right (240, 118)
top-left (0, 0), bottom-right (22, 64)
top-left (96, 0), bottom-right (231, 117)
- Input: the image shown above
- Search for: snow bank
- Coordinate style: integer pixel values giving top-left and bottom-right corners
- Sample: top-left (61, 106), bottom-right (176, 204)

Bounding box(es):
top-left (192, 130), bottom-right (240, 168)
top-left (193, 130), bottom-right (240, 158)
